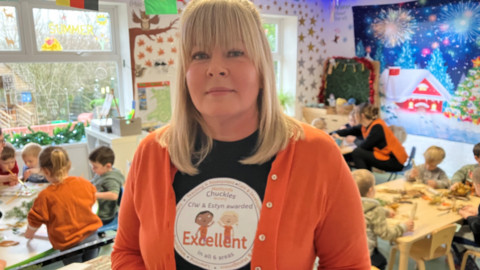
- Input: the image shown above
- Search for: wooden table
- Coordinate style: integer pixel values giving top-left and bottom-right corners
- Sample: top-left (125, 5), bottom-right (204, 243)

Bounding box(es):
top-left (375, 179), bottom-right (480, 270)
top-left (0, 183), bottom-right (99, 269)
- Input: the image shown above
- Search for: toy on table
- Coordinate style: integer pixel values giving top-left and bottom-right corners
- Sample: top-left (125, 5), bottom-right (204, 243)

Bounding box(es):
top-left (336, 98), bottom-right (347, 106)
top-left (347, 98), bottom-right (356, 105)
top-left (327, 94), bottom-right (336, 107)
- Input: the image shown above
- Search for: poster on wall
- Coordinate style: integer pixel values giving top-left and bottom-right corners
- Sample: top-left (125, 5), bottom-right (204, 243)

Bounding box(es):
top-left (136, 81), bottom-right (172, 127)
top-left (353, 0), bottom-right (480, 144)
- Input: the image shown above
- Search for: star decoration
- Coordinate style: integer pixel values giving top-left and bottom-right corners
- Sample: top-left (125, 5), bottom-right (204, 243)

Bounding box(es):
top-left (273, 1), bottom-right (277, 5)
top-left (158, 49), bottom-right (165, 56)
top-left (137, 39), bottom-right (145, 47)
top-left (308, 42), bottom-right (315, 52)
top-left (308, 27), bottom-right (315, 37)
top-left (259, 4), bottom-right (263, 9)
top-left (317, 56), bottom-right (324, 66)
top-left (472, 57), bottom-right (480, 68)
top-left (310, 17), bottom-right (317, 26)
top-left (285, 10), bottom-right (288, 14)
top-left (266, 5), bottom-right (270, 10)
top-left (284, 1), bottom-right (287, 6)
top-left (298, 58), bottom-right (305, 68)
top-left (311, 80), bottom-right (318, 90)
top-left (298, 76), bottom-right (306, 86)
top-left (278, 7), bottom-right (282, 11)
top-left (299, 17), bottom-right (306, 26)
top-left (316, 48), bottom-right (319, 53)
top-left (168, 59), bottom-right (174, 65)
top-left (308, 65), bottom-right (315, 75)
top-left (298, 92), bottom-right (305, 103)
top-left (298, 33), bottom-right (305, 42)
top-left (321, 28), bottom-right (324, 32)
top-left (178, 8), bottom-right (182, 14)
top-left (146, 46), bottom-right (153, 53)
top-left (299, 11), bottom-right (303, 15)
top-left (145, 60), bottom-right (152, 67)
top-left (300, 49), bottom-right (303, 54)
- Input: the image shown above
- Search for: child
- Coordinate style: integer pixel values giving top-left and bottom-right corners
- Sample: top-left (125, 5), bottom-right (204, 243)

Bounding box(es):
top-left (89, 146), bottom-right (125, 225)
top-left (353, 169), bottom-right (414, 270)
top-left (0, 143), bottom-right (19, 186)
top-left (453, 167), bottom-right (480, 266)
top-left (404, 146), bottom-right (450, 189)
top-left (22, 143), bottom-right (48, 183)
top-left (451, 143), bottom-right (480, 191)
top-left (25, 146), bottom-right (102, 265)
top-left (311, 118), bottom-right (327, 132)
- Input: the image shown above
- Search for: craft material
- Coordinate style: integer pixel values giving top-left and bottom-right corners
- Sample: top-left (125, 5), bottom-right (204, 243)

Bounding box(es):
top-left (5, 200), bottom-right (35, 221)
top-left (451, 183), bottom-right (471, 197)
top-left (409, 202), bottom-right (417, 221)
top-left (427, 187), bottom-right (440, 195)
top-left (429, 196), bottom-right (443, 205)
top-left (0, 240), bottom-right (19, 247)
top-left (6, 194), bottom-right (19, 205)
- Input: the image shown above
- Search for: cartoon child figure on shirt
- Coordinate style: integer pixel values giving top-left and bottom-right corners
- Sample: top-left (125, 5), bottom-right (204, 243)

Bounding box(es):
top-left (218, 211), bottom-right (239, 244)
top-left (195, 211), bottom-right (214, 244)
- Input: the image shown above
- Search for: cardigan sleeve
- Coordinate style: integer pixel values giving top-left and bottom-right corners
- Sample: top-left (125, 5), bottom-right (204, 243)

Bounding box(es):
top-left (314, 152), bottom-right (371, 269)
top-left (111, 144), bottom-right (147, 270)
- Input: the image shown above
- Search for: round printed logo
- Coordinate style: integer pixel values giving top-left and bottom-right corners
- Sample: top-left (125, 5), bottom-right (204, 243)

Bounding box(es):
top-left (175, 178), bottom-right (262, 269)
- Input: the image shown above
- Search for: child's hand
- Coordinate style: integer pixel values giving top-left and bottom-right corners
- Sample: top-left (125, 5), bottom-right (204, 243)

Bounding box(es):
top-left (427, 180), bottom-right (437, 188)
top-left (450, 183), bottom-right (459, 191)
top-left (8, 174), bottom-right (18, 186)
top-left (345, 135), bottom-right (356, 144)
top-left (331, 133), bottom-right (340, 139)
top-left (388, 209), bottom-right (396, 218)
top-left (410, 168), bottom-right (419, 178)
top-left (459, 207), bottom-right (478, 219)
top-left (404, 220), bottom-right (415, 232)
top-left (0, 259), bottom-right (6, 270)
top-left (24, 170), bottom-right (32, 180)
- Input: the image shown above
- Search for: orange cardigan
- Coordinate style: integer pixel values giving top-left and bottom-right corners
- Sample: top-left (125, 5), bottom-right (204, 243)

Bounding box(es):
top-left (111, 124), bottom-right (370, 269)
top-left (361, 119), bottom-right (408, 164)
top-left (28, 176), bottom-right (102, 251)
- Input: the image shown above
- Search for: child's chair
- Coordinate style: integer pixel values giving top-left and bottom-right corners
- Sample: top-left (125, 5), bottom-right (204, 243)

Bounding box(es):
top-left (387, 224), bottom-right (457, 270)
top-left (97, 187), bottom-right (123, 238)
top-left (460, 250), bottom-right (480, 270)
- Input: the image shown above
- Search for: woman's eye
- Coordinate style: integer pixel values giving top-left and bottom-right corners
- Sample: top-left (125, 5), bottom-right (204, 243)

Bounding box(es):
top-left (192, 52), bottom-right (208, 60)
top-left (228, 50), bottom-right (244, 57)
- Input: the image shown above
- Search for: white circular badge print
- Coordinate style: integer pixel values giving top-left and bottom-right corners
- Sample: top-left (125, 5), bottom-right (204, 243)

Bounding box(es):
top-left (175, 178), bottom-right (263, 269)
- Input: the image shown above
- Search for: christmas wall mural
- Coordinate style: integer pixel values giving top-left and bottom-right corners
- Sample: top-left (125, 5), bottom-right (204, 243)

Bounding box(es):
top-left (353, 0), bottom-right (480, 144)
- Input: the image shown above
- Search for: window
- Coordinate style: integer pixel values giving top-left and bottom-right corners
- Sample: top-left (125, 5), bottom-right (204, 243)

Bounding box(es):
top-left (0, 2), bottom-right (125, 129)
top-left (262, 18), bottom-right (282, 93)
top-left (0, 6), bottom-right (21, 51)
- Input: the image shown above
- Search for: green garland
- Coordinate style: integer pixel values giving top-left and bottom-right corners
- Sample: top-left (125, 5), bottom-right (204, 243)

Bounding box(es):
top-left (4, 122), bottom-right (88, 149)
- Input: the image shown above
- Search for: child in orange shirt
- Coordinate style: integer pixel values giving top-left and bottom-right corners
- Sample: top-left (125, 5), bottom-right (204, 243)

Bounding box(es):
top-left (25, 146), bottom-right (102, 266)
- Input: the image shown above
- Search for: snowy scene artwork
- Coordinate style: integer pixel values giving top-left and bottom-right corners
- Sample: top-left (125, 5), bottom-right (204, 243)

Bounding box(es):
top-left (353, 0), bottom-right (480, 144)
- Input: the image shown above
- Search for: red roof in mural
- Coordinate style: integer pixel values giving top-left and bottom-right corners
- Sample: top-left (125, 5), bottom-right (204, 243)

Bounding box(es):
top-left (412, 78), bottom-right (442, 97)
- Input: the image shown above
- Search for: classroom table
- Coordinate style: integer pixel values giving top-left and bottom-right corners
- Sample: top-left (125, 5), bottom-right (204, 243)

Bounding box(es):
top-left (0, 183), bottom-right (99, 269)
top-left (375, 179), bottom-right (480, 270)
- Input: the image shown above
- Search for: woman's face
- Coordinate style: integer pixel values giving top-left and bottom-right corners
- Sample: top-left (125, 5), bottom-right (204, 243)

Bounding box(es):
top-left (186, 44), bottom-right (260, 120)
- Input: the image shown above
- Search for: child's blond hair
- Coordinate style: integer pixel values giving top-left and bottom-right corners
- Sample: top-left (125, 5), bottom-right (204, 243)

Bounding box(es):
top-left (423, 146), bottom-right (445, 164)
top-left (22, 143), bottom-right (42, 159)
top-left (1, 144), bottom-right (15, 161)
top-left (311, 118), bottom-right (327, 131)
top-left (39, 146), bottom-right (71, 181)
top-left (352, 169), bottom-right (375, 197)
top-left (221, 211), bottom-right (239, 225)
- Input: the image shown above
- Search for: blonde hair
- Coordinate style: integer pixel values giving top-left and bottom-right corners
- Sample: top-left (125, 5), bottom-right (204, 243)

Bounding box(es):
top-left (22, 143), bottom-right (42, 159)
top-left (423, 146), bottom-right (445, 164)
top-left (352, 169), bottom-right (375, 197)
top-left (39, 146), bottom-right (71, 181)
top-left (158, 0), bottom-right (303, 175)
top-left (311, 118), bottom-right (327, 131)
top-left (221, 211), bottom-right (239, 225)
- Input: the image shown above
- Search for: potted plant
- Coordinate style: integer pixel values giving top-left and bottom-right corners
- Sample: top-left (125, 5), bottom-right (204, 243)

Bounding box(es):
top-left (277, 89), bottom-right (295, 114)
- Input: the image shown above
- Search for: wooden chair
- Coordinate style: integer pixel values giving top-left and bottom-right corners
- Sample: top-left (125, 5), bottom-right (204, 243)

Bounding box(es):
top-left (387, 224), bottom-right (457, 270)
top-left (460, 250), bottom-right (480, 270)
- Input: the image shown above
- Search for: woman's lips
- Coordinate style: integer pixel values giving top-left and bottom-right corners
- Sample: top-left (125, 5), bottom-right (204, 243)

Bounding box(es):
top-left (207, 87), bottom-right (234, 96)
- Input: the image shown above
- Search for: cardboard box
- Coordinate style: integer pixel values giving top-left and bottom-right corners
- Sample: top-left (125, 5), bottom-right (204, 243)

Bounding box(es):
top-left (112, 117), bottom-right (142, 136)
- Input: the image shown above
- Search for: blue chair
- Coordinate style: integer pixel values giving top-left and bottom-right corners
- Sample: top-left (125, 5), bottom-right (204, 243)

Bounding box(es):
top-left (387, 146), bottom-right (416, 181)
top-left (97, 187), bottom-right (123, 237)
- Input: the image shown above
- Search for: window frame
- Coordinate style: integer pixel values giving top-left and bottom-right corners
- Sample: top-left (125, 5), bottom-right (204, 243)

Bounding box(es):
top-left (0, 0), bottom-right (126, 116)
top-left (262, 16), bottom-right (283, 92)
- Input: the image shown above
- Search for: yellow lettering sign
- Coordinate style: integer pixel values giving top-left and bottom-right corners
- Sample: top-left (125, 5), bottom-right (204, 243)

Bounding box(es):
top-left (47, 24), bottom-right (94, 35)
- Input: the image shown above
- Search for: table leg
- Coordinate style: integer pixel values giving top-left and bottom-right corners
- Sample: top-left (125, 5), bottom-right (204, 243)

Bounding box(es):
top-left (397, 241), bottom-right (413, 270)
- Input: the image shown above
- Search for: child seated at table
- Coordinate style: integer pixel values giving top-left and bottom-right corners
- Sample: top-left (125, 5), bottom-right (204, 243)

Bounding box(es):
top-left (404, 146), bottom-right (450, 189)
top-left (452, 167), bottom-right (480, 267)
top-left (22, 143), bottom-right (48, 183)
top-left (89, 146), bottom-right (125, 226)
top-left (25, 146), bottom-right (102, 266)
top-left (0, 143), bottom-right (19, 186)
top-left (353, 169), bottom-right (414, 270)
top-left (311, 118), bottom-right (327, 133)
top-left (450, 143), bottom-right (480, 191)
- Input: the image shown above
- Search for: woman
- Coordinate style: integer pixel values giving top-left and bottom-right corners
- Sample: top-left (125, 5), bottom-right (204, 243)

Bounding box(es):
top-left (111, 0), bottom-right (369, 269)
top-left (333, 103), bottom-right (408, 172)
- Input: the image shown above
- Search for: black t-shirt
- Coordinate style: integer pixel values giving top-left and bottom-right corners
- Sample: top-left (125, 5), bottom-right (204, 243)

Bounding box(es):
top-left (173, 130), bottom-right (275, 270)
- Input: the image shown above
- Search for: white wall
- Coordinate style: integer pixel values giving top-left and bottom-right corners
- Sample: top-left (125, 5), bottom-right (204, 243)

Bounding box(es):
top-left (319, 0), bottom-right (477, 175)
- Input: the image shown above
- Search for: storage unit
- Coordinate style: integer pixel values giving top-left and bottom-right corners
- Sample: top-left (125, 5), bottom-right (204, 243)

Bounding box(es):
top-left (85, 127), bottom-right (149, 178)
